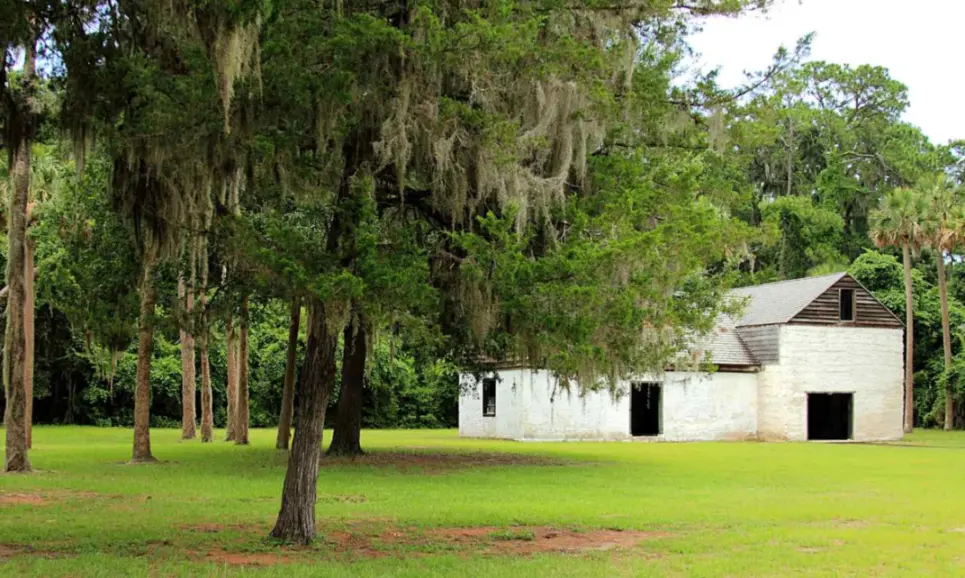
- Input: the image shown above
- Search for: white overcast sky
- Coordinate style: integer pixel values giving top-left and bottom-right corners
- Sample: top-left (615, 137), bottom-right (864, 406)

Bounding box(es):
top-left (688, 0), bottom-right (962, 144)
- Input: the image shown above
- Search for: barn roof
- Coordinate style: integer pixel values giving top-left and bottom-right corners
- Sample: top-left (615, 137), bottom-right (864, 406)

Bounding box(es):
top-left (728, 272), bottom-right (848, 328)
top-left (698, 312), bottom-right (759, 367)
top-left (696, 272), bottom-right (850, 367)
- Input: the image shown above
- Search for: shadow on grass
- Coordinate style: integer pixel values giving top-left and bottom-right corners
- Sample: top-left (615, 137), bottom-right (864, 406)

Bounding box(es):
top-left (319, 451), bottom-right (582, 474)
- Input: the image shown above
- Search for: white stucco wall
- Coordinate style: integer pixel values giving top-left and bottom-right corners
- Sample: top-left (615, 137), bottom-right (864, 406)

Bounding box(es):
top-left (458, 369), bottom-right (759, 441)
top-left (774, 325), bottom-right (904, 442)
top-left (660, 372), bottom-right (758, 441)
top-left (458, 371), bottom-right (524, 439)
top-left (458, 325), bottom-right (903, 442)
top-left (756, 342), bottom-right (789, 440)
top-left (517, 370), bottom-right (630, 441)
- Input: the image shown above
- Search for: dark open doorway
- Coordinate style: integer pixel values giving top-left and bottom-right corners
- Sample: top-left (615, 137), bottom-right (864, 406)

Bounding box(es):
top-left (807, 393), bottom-right (853, 441)
top-left (631, 382), bottom-right (661, 436)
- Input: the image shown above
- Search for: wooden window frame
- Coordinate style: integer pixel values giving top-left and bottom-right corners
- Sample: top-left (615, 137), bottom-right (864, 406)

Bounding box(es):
top-left (839, 288), bottom-right (856, 322)
top-left (482, 378), bottom-right (496, 417)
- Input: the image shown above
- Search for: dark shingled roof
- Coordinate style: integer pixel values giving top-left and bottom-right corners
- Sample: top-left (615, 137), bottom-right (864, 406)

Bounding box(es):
top-left (729, 272), bottom-right (848, 328)
top-left (697, 312), bottom-right (758, 367)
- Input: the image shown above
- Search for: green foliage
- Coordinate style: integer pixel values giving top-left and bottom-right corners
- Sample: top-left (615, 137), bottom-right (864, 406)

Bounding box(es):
top-left (361, 341), bottom-right (459, 429)
top-left (7, 0), bottom-right (965, 433)
top-left (23, 293), bottom-right (458, 429)
top-left (451, 146), bottom-right (743, 389)
top-left (728, 59), bottom-right (944, 270)
top-left (869, 188), bottom-right (929, 252)
top-left (760, 196), bottom-right (846, 278)
top-left (851, 251), bottom-right (965, 427)
top-left (34, 152), bottom-right (140, 356)
top-left (849, 251), bottom-right (913, 294)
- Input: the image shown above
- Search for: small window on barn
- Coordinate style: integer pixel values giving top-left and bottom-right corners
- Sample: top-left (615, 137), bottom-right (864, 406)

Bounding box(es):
top-left (839, 288), bottom-right (855, 321)
top-left (482, 378), bottom-right (496, 417)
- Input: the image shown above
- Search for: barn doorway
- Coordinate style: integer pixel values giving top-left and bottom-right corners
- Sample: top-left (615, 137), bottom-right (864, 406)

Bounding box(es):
top-left (631, 382), bottom-right (661, 437)
top-left (807, 393), bottom-right (853, 441)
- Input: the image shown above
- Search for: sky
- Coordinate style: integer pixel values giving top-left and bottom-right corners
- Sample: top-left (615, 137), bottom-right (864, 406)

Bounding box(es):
top-left (688, 0), bottom-right (963, 144)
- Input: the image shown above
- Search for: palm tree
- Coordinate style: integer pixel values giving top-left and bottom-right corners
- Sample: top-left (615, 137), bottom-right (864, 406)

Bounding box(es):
top-left (870, 187), bottom-right (929, 434)
top-left (922, 175), bottom-right (961, 430)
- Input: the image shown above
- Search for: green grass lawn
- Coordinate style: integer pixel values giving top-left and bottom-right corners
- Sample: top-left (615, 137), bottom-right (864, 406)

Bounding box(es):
top-left (3, 427), bottom-right (965, 577)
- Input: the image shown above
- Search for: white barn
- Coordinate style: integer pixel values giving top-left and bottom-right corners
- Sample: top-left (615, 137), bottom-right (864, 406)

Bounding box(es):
top-left (459, 273), bottom-right (905, 442)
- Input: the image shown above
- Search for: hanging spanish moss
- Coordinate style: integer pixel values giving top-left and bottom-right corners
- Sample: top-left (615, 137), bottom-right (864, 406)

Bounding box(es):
top-left (210, 16), bottom-right (262, 133)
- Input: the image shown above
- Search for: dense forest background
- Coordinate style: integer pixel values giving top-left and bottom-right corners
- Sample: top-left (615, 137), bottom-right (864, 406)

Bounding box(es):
top-left (2, 120), bottom-right (461, 431)
top-left (3, 21), bottom-right (965, 433)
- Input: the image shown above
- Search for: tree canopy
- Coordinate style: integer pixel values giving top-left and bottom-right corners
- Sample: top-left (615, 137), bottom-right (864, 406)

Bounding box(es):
top-left (4, 0), bottom-right (965, 543)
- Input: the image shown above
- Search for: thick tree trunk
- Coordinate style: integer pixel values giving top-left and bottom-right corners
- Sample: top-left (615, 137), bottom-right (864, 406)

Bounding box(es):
top-left (3, 112), bottom-right (32, 472)
top-left (4, 35), bottom-right (36, 472)
top-left (225, 316), bottom-right (238, 441)
top-left (198, 240), bottom-right (214, 443)
top-left (902, 243), bottom-right (915, 434)
top-left (271, 129), bottom-right (365, 542)
top-left (269, 298), bottom-right (340, 544)
top-left (179, 272), bottom-right (197, 440)
top-left (937, 252), bottom-right (954, 430)
top-left (24, 235), bottom-right (35, 449)
top-left (132, 246), bottom-right (159, 463)
top-left (327, 313), bottom-right (367, 456)
top-left (235, 296), bottom-right (250, 445)
top-left (276, 297), bottom-right (301, 450)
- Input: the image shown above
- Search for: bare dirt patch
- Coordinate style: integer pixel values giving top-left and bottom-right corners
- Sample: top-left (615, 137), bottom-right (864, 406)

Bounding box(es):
top-left (3, 522), bottom-right (662, 565)
top-left (0, 490), bottom-right (127, 508)
top-left (321, 451), bottom-right (575, 474)
top-left (0, 492), bottom-right (46, 506)
top-left (832, 519), bottom-right (872, 529)
top-left (203, 549), bottom-right (295, 566)
top-left (0, 544), bottom-right (66, 560)
top-left (319, 524), bottom-right (665, 557)
top-left (318, 494), bottom-right (367, 504)
top-left (182, 523), bottom-right (262, 535)
top-left (796, 540), bottom-right (844, 554)
top-left (806, 518), bottom-right (875, 530)
top-left (422, 526), bottom-right (664, 554)
top-left (185, 524), bottom-right (232, 534)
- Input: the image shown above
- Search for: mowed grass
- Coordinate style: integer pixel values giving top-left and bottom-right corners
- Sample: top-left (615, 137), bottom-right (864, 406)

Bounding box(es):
top-left (2, 428), bottom-right (965, 576)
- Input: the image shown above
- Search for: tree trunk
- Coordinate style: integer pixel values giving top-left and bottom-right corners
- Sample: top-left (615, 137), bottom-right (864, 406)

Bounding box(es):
top-left (3, 103), bottom-right (31, 470)
top-left (65, 373), bottom-right (74, 424)
top-left (200, 336), bottom-right (213, 442)
top-left (4, 35), bottom-right (36, 472)
top-left (937, 252), bottom-right (954, 430)
top-left (327, 312), bottom-right (367, 456)
top-left (902, 242), bottom-right (915, 434)
top-left (235, 296), bottom-right (250, 445)
top-left (24, 234), bottom-right (35, 449)
top-left (132, 245), bottom-right (159, 463)
top-left (225, 316), bottom-right (238, 441)
top-left (198, 239), bottom-right (214, 443)
top-left (276, 297), bottom-right (301, 450)
top-left (269, 298), bottom-right (340, 544)
top-left (179, 272), bottom-right (197, 440)
top-left (785, 119), bottom-right (794, 197)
